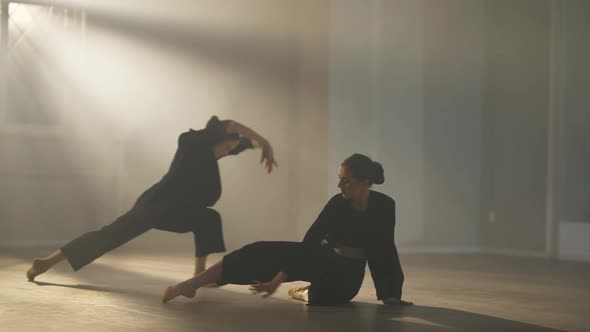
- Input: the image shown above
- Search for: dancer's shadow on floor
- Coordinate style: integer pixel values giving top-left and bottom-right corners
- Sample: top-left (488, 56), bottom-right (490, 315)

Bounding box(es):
top-left (300, 301), bottom-right (567, 332)
top-left (161, 299), bottom-right (566, 332)
top-left (23, 258), bottom-right (163, 297)
top-left (30, 280), bottom-right (126, 294)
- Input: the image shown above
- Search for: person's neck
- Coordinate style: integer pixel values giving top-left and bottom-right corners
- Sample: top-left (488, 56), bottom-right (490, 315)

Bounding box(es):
top-left (350, 191), bottom-right (370, 211)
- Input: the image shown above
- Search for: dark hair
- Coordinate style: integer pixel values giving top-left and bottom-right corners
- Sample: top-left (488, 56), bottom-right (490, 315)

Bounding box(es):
top-left (206, 115), bottom-right (253, 155)
top-left (206, 116), bottom-right (235, 138)
top-left (341, 153), bottom-right (384, 185)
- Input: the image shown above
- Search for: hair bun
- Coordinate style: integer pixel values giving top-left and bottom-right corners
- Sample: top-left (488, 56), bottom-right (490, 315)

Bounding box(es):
top-left (341, 154), bottom-right (386, 186)
top-left (371, 161), bottom-right (385, 185)
top-left (206, 115), bottom-right (221, 128)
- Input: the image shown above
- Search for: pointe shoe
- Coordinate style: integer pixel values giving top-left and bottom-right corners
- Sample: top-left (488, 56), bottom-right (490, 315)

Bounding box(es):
top-left (288, 285), bottom-right (310, 302)
top-left (26, 259), bottom-right (46, 281)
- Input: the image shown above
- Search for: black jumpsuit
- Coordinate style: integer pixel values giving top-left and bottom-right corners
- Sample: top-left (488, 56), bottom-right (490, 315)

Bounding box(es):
top-left (61, 127), bottom-right (227, 271)
top-left (218, 191), bottom-right (405, 305)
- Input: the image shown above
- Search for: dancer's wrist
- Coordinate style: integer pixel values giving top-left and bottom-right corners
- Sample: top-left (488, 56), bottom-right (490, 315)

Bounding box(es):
top-left (272, 271), bottom-right (288, 284)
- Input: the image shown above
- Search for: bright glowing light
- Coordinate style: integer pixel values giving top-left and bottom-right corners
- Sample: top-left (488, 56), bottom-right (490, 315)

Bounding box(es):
top-left (9, 3), bottom-right (34, 26)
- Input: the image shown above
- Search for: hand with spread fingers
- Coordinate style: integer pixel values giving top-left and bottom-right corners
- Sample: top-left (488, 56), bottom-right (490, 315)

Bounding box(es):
top-left (222, 119), bottom-right (278, 173)
top-left (259, 139), bottom-right (278, 173)
top-left (249, 280), bottom-right (280, 298)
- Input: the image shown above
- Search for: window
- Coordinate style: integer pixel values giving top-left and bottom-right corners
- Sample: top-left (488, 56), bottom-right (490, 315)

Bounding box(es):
top-left (0, 1), bottom-right (85, 132)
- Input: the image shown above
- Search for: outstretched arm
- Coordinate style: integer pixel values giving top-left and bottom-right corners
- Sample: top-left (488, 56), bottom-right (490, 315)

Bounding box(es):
top-left (225, 120), bottom-right (278, 173)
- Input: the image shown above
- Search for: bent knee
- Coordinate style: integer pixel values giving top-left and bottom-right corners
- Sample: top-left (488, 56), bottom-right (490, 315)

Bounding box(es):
top-left (241, 241), bottom-right (274, 253)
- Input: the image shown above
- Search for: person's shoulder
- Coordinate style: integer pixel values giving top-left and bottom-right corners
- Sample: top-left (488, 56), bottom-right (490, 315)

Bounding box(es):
top-left (325, 193), bottom-right (346, 208)
top-left (370, 191), bottom-right (395, 207)
top-left (328, 193), bottom-right (345, 202)
top-left (178, 128), bottom-right (206, 146)
top-left (186, 128), bottom-right (205, 135)
top-left (179, 128), bottom-right (205, 138)
top-left (179, 128), bottom-right (201, 137)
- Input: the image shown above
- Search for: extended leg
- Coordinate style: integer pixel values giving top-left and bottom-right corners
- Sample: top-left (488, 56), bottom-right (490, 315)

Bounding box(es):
top-left (60, 209), bottom-right (153, 271)
top-left (163, 241), bottom-right (312, 303)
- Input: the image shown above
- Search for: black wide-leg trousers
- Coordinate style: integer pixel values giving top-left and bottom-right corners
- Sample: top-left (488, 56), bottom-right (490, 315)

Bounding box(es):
top-left (218, 241), bottom-right (366, 306)
top-left (61, 203), bottom-right (226, 271)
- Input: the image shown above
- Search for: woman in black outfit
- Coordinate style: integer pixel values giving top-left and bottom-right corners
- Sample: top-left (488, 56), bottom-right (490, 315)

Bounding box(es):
top-left (26, 116), bottom-right (278, 280)
top-left (162, 154), bottom-right (411, 306)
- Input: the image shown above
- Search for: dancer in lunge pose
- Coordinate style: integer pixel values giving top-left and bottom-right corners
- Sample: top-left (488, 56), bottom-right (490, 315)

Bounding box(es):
top-left (26, 116), bottom-right (277, 281)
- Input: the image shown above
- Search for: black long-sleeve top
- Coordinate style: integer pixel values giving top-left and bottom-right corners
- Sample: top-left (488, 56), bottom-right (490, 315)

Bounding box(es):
top-left (303, 191), bottom-right (404, 300)
top-left (141, 126), bottom-right (225, 210)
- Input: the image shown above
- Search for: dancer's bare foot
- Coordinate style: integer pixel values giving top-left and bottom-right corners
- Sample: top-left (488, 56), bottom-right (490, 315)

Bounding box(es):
top-left (161, 284), bottom-right (196, 303)
top-left (26, 258), bottom-right (51, 281)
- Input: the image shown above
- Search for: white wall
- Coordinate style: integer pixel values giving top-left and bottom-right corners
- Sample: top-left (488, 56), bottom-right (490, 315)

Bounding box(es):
top-left (2, 0), bottom-right (588, 261)
top-left (560, 0), bottom-right (590, 223)
top-left (558, 0), bottom-right (590, 262)
top-left (0, 0), bottom-right (330, 252)
top-left (421, 0), bottom-right (485, 248)
top-left (328, 0), bottom-right (484, 248)
top-left (328, 0), bottom-right (425, 245)
top-left (328, 0), bottom-right (586, 256)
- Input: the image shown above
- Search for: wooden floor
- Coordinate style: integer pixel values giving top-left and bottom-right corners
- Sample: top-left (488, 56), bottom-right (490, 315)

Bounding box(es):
top-left (2, 247), bottom-right (589, 332)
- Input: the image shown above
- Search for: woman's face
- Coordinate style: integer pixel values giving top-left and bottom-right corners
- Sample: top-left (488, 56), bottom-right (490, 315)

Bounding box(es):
top-left (338, 165), bottom-right (369, 200)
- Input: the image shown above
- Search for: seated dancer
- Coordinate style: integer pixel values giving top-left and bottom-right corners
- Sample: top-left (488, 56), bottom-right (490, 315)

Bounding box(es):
top-left (26, 116), bottom-right (278, 280)
top-left (162, 154), bottom-right (411, 306)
